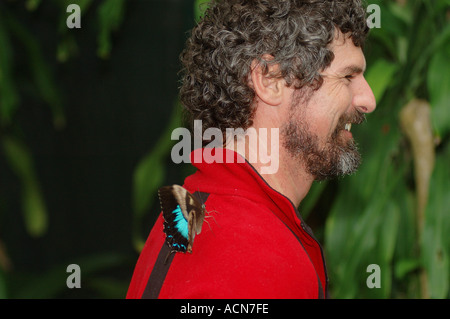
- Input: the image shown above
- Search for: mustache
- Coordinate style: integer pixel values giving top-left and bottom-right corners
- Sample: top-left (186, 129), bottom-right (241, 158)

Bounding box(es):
top-left (332, 110), bottom-right (366, 139)
top-left (337, 110), bottom-right (366, 129)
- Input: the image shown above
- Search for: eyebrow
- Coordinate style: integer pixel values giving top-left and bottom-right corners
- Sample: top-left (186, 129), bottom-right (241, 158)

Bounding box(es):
top-left (339, 65), bottom-right (365, 75)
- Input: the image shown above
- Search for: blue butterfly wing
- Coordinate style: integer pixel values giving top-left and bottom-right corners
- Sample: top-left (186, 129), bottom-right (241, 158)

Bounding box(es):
top-left (163, 205), bottom-right (190, 253)
top-left (158, 185), bottom-right (194, 253)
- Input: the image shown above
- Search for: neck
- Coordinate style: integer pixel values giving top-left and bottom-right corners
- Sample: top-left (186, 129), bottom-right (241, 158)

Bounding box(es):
top-left (224, 127), bottom-right (314, 207)
top-left (257, 148), bottom-right (314, 207)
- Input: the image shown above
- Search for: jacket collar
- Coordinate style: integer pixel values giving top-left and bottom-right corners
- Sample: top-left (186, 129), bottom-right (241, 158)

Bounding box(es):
top-left (184, 147), bottom-right (304, 234)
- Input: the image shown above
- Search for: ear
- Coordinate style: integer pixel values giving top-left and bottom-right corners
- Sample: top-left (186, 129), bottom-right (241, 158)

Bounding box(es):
top-left (250, 55), bottom-right (284, 106)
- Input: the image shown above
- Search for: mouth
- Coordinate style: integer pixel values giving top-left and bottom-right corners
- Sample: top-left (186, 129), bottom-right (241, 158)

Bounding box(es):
top-left (336, 111), bottom-right (366, 136)
top-left (333, 122), bottom-right (353, 138)
top-left (344, 123), bottom-right (352, 132)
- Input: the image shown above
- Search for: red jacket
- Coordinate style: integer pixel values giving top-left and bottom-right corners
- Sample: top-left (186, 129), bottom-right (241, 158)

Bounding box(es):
top-left (126, 148), bottom-right (328, 298)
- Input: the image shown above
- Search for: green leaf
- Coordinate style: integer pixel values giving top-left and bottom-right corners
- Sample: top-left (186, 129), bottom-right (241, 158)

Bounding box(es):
top-left (1, 137), bottom-right (48, 237)
top-left (395, 258), bottom-right (421, 280)
top-left (22, 180), bottom-right (48, 237)
top-left (421, 144), bottom-right (450, 298)
top-left (365, 59), bottom-right (398, 103)
top-left (25, 0), bottom-right (41, 11)
top-left (5, 10), bottom-right (65, 129)
top-left (387, 0), bottom-right (413, 25)
top-left (378, 201), bottom-right (400, 264)
top-left (427, 41), bottom-right (450, 137)
top-left (0, 14), bottom-right (19, 126)
top-left (56, 35), bottom-right (78, 63)
top-left (56, 0), bottom-right (93, 62)
top-left (422, 232), bottom-right (449, 299)
top-left (194, 0), bottom-right (211, 21)
top-left (133, 151), bottom-right (166, 219)
top-left (97, 0), bottom-right (126, 59)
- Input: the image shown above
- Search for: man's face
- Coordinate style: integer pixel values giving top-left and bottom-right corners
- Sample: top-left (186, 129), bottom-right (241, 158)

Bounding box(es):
top-left (282, 33), bottom-right (376, 180)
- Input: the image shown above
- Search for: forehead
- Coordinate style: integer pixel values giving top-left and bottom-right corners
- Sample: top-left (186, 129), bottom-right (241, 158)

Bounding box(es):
top-left (326, 33), bottom-right (366, 74)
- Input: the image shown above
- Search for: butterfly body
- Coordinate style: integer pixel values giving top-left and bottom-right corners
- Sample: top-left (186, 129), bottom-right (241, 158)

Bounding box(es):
top-left (158, 185), bottom-right (206, 254)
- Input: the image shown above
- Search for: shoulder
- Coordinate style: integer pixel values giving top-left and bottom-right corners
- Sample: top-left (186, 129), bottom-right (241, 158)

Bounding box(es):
top-left (159, 193), bottom-right (319, 298)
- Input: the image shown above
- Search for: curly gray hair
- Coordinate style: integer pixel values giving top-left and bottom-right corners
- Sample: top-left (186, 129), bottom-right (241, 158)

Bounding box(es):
top-left (179, 0), bottom-right (369, 137)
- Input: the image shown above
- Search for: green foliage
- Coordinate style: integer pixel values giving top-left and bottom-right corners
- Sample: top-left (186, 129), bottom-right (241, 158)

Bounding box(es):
top-left (194, 0), bottom-right (211, 21)
top-left (422, 142), bottom-right (450, 298)
top-left (0, 0), bottom-right (129, 299)
top-left (97, 0), bottom-right (126, 59)
top-left (0, 11), bottom-right (19, 127)
top-left (364, 59), bottom-right (397, 103)
top-left (318, 0), bottom-right (450, 298)
top-left (0, 0), bottom-right (126, 240)
top-left (428, 41), bottom-right (450, 138)
top-left (132, 102), bottom-right (184, 251)
top-left (1, 137), bottom-right (47, 237)
top-left (9, 252), bottom-right (130, 298)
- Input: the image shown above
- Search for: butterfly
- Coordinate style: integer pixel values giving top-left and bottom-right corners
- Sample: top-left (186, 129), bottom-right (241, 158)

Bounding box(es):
top-left (158, 185), bottom-right (206, 254)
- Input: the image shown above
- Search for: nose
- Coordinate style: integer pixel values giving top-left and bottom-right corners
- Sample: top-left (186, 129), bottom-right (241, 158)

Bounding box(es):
top-left (353, 76), bottom-right (376, 114)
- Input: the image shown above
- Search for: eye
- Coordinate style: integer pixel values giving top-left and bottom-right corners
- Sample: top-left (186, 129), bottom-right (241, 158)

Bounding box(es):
top-left (344, 74), bottom-right (355, 82)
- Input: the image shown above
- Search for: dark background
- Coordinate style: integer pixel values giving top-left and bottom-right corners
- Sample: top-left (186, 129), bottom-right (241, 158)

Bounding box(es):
top-left (0, 0), bottom-right (195, 298)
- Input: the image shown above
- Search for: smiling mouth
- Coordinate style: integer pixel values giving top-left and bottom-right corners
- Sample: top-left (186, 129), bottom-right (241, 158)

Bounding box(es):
top-left (333, 111), bottom-right (366, 139)
top-left (344, 123), bottom-right (352, 132)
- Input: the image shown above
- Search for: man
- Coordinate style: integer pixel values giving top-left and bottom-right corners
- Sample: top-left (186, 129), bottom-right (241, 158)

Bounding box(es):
top-left (127, 0), bottom-right (376, 299)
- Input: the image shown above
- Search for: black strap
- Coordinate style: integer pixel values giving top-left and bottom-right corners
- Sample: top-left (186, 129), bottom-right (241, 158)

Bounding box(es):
top-left (141, 191), bottom-right (210, 299)
top-left (317, 274), bottom-right (324, 299)
top-left (141, 242), bottom-right (174, 299)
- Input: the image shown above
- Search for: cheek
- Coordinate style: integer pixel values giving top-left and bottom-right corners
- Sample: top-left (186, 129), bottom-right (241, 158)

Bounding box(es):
top-left (319, 91), bottom-right (353, 138)
top-left (294, 83), bottom-right (352, 140)
top-left (304, 110), bottom-right (335, 142)
top-left (330, 86), bottom-right (353, 123)
top-left (332, 82), bottom-right (353, 108)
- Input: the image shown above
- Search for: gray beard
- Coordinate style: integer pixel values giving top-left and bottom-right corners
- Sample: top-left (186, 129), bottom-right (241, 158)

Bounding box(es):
top-left (281, 115), bottom-right (362, 181)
